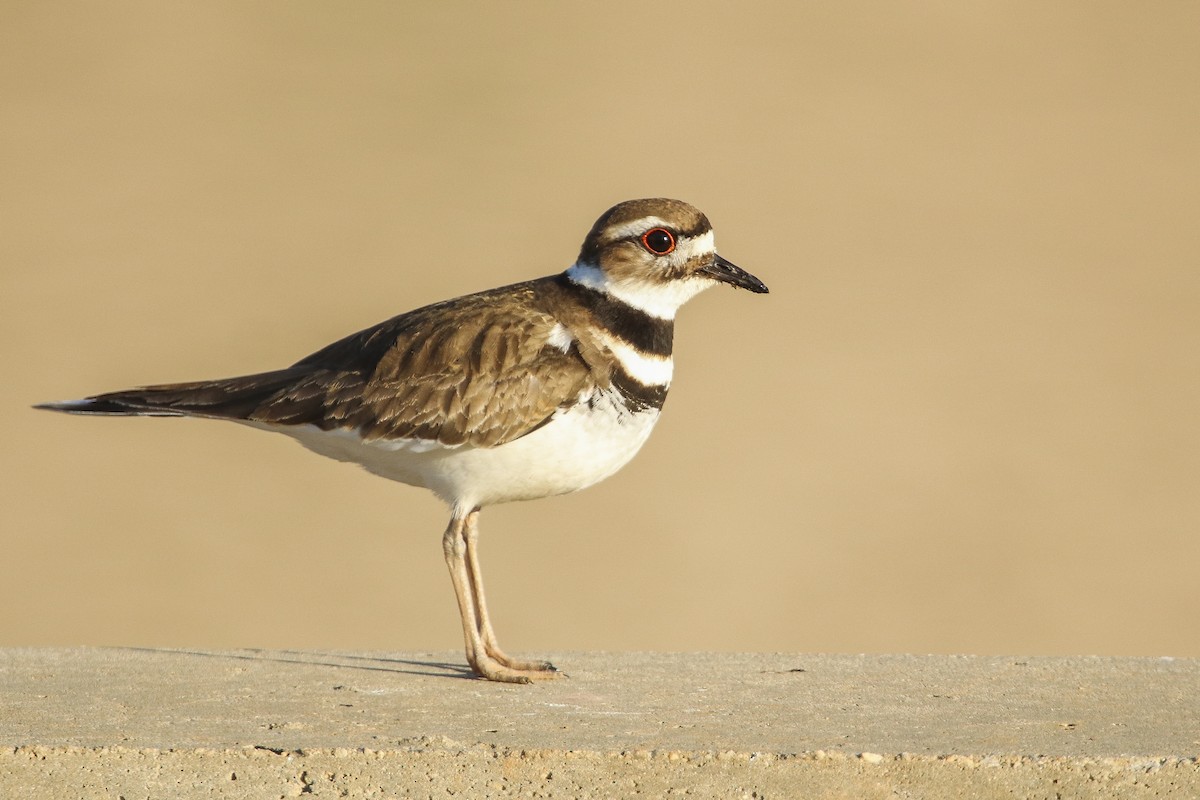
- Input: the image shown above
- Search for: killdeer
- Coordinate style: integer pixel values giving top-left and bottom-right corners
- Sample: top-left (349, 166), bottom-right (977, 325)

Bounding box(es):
top-left (37, 198), bottom-right (768, 683)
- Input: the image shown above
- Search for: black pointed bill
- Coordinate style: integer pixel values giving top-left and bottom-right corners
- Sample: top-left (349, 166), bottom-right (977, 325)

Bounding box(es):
top-left (700, 254), bottom-right (769, 293)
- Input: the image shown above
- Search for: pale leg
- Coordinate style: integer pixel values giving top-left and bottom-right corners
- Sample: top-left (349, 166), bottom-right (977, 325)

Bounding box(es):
top-left (442, 512), bottom-right (554, 683)
top-left (463, 509), bottom-right (558, 675)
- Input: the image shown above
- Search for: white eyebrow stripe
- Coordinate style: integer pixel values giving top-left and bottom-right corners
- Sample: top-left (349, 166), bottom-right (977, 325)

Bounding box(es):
top-left (601, 221), bottom-right (716, 266)
top-left (600, 217), bottom-right (673, 242)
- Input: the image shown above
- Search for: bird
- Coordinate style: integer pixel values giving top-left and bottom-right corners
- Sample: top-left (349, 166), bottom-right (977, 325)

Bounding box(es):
top-left (36, 198), bottom-right (769, 683)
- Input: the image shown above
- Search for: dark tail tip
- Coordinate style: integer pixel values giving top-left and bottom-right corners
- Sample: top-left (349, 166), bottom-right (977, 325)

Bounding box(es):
top-left (33, 398), bottom-right (179, 416)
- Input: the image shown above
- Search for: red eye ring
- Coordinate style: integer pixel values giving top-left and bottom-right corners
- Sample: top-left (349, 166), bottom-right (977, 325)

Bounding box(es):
top-left (640, 227), bottom-right (676, 256)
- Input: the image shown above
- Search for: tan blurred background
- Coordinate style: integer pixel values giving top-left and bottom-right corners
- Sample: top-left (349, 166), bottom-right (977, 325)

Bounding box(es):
top-left (3, 2), bottom-right (1198, 658)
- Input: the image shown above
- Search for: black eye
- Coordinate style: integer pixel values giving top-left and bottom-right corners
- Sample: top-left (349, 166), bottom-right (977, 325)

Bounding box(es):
top-left (640, 227), bottom-right (676, 255)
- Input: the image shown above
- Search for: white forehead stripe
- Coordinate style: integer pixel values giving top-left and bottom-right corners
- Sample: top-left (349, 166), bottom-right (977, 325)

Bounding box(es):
top-left (676, 230), bottom-right (716, 261)
top-left (598, 332), bottom-right (674, 387)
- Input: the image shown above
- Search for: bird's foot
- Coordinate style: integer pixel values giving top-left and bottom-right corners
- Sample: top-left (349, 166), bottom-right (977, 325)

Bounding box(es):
top-left (469, 650), bottom-right (561, 683)
top-left (485, 644), bottom-right (559, 676)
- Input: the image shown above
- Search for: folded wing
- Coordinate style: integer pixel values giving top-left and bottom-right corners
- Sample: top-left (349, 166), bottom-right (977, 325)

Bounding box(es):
top-left (37, 283), bottom-right (594, 449)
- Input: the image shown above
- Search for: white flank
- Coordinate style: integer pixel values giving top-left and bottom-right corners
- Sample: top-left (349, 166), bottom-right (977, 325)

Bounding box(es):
top-left (546, 322), bottom-right (573, 353)
top-left (564, 261), bottom-right (713, 320)
top-left (597, 332), bottom-right (673, 386)
top-left (248, 393), bottom-right (660, 513)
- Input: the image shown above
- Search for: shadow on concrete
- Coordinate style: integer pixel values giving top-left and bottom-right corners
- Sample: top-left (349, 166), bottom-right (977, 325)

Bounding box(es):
top-left (114, 646), bottom-right (476, 680)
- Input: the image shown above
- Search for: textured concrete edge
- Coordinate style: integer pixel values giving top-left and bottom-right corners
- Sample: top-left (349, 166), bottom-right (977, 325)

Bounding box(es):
top-left (5, 742), bottom-right (1199, 770)
top-left (0, 743), bottom-right (1195, 762)
top-left (4, 745), bottom-right (1199, 800)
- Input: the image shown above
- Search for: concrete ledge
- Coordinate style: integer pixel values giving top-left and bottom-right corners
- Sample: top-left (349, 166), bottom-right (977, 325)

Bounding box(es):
top-left (2, 648), bottom-right (1197, 798)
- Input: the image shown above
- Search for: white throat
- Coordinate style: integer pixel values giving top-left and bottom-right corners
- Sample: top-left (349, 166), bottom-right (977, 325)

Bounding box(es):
top-left (564, 261), bottom-right (712, 321)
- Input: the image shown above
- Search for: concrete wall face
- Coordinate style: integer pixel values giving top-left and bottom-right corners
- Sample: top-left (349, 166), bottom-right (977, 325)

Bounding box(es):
top-left (2, 650), bottom-right (1198, 798)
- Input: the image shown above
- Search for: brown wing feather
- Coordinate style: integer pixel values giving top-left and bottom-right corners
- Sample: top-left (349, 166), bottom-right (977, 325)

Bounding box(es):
top-left (247, 279), bottom-right (594, 447)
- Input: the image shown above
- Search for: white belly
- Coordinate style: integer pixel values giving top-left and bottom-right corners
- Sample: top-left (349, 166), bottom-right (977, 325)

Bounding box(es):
top-left (252, 391), bottom-right (660, 512)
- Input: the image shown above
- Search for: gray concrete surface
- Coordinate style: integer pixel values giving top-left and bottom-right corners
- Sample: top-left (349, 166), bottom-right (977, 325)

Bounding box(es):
top-left (2, 648), bottom-right (1197, 798)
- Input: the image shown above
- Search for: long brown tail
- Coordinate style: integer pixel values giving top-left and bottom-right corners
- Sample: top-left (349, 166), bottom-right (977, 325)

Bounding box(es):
top-left (34, 369), bottom-right (308, 420)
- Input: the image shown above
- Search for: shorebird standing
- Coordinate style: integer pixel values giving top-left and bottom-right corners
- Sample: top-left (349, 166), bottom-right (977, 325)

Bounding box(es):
top-left (37, 198), bottom-right (769, 683)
